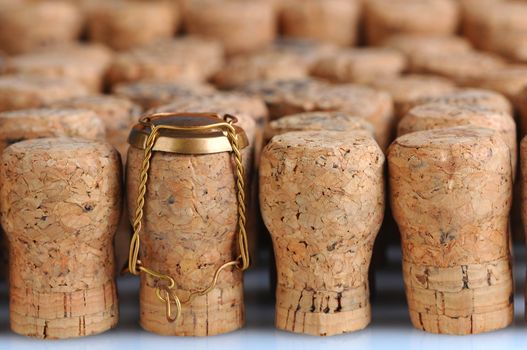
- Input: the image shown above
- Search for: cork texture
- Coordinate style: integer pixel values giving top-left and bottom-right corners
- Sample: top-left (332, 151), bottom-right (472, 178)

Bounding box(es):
top-left (264, 111), bottom-right (375, 143)
top-left (364, 0), bottom-right (460, 45)
top-left (469, 66), bottom-right (527, 101)
top-left (3, 44), bottom-right (113, 93)
top-left (369, 74), bottom-right (456, 121)
top-left (184, 0), bottom-right (276, 55)
top-left (0, 108), bottom-right (106, 154)
top-left (403, 88), bottom-right (513, 118)
top-left (412, 51), bottom-right (506, 86)
top-left (280, 0), bottom-right (361, 47)
top-left (398, 103), bottom-right (517, 173)
top-left (260, 131), bottom-right (385, 336)
top-left (48, 95), bottom-right (142, 159)
top-left (311, 48), bottom-right (407, 84)
top-left (126, 144), bottom-right (251, 336)
top-left (0, 138), bottom-right (122, 338)
top-left (106, 37), bottom-right (224, 87)
top-left (85, 0), bottom-right (178, 51)
top-left (240, 79), bottom-right (394, 150)
top-left (113, 81), bottom-right (216, 110)
top-left (521, 136), bottom-right (527, 317)
top-left (0, 75), bottom-right (88, 112)
top-left (518, 87), bottom-right (527, 138)
top-left (388, 126), bottom-right (514, 334)
top-left (0, 1), bottom-right (82, 54)
top-left (212, 52), bottom-right (308, 90)
top-left (382, 34), bottom-right (472, 71)
top-left (266, 38), bottom-right (338, 68)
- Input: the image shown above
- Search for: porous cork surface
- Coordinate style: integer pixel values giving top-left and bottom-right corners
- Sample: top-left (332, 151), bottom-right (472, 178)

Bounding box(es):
top-left (311, 48), bottom-right (407, 84)
top-left (106, 37), bottom-right (224, 87)
top-left (280, 0), bottom-right (361, 47)
top-left (240, 79), bottom-right (394, 150)
top-left (388, 126), bottom-right (514, 335)
top-left (0, 1), bottom-right (82, 54)
top-left (85, 0), bottom-right (178, 51)
top-left (398, 103), bottom-right (517, 173)
top-left (470, 66), bottom-right (527, 101)
top-left (0, 108), bottom-right (106, 154)
top-left (265, 38), bottom-right (338, 68)
top-left (48, 95), bottom-right (141, 158)
top-left (382, 34), bottom-right (472, 71)
top-left (412, 51), bottom-right (506, 86)
top-left (264, 111), bottom-right (375, 143)
top-left (0, 138), bottom-right (122, 339)
top-left (0, 75), bottom-right (88, 112)
top-left (184, 0), bottom-right (276, 55)
top-left (403, 88), bottom-right (513, 117)
top-left (369, 74), bottom-right (456, 120)
top-left (126, 145), bottom-right (251, 336)
top-left (364, 0), bottom-right (460, 45)
top-left (259, 131), bottom-right (385, 336)
top-left (3, 44), bottom-right (113, 93)
top-left (113, 81), bottom-right (216, 110)
top-left (212, 52), bottom-right (308, 89)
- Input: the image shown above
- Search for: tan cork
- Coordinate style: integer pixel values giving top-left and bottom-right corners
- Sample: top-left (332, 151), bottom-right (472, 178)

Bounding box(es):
top-left (517, 87), bottom-right (527, 138)
top-left (240, 79), bottom-right (394, 150)
top-left (369, 74), bottom-right (456, 121)
top-left (0, 108), bottom-right (106, 154)
top-left (382, 34), bottom-right (472, 72)
top-left (402, 88), bottom-right (513, 118)
top-left (388, 126), bottom-right (514, 335)
top-left (259, 131), bottom-right (385, 336)
top-left (184, 0), bottom-right (276, 55)
top-left (364, 0), bottom-right (459, 45)
top-left (0, 1), bottom-right (82, 55)
top-left (264, 111), bottom-right (375, 143)
top-left (212, 51), bottom-right (308, 90)
top-left (398, 103), bottom-right (517, 174)
top-left (469, 66), bottom-right (527, 101)
top-left (106, 37), bottom-right (224, 87)
top-left (412, 51), bottom-right (506, 86)
top-left (3, 44), bottom-right (113, 93)
top-left (460, 0), bottom-right (502, 50)
top-left (280, 0), bottom-right (361, 47)
top-left (0, 137), bottom-right (122, 339)
top-left (311, 48), bottom-right (407, 85)
top-left (265, 38), bottom-right (338, 69)
top-left (521, 136), bottom-right (527, 317)
top-left (85, 0), bottom-right (178, 51)
top-left (126, 143), bottom-right (252, 336)
top-left (113, 81), bottom-right (216, 110)
top-left (0, 75), bottom-right (88, 112)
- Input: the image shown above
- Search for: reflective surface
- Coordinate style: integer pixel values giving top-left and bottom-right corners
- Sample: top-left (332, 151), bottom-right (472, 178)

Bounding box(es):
top-left (0, 247), bottom-right (525, 350)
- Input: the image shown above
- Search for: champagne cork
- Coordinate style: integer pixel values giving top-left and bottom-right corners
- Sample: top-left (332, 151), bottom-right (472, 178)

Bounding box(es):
top-left (0, 108), bottom-right (106, 154)
top-left (0, 138), bottom-right (122, 338)
top-left (388, 126), bottom-right (514, 335)
top-left (469, 65), bottom-right (527, 102)
top-left (279, 0), bottom-right (361, 47)
top-left (183, 0), bottom-right (276, 55)
top-left (398, 103), bottom-right (517, 173)
top-left (382, 34), bottom-right (472, 72)
top-left (106, 37), bottom-right (224, 87)
top-left (460, 0), bottom-right (501, 50)
top-left (369, 74), bottom-right (456, 121)
top-left (266, 38), bottom-right (337, 69)
top-left (126, 114), bottom-right (251, 336)
top-left (260, 131), bottom-right (385, 336)
top-left (364, 0), bottom-right (460, 45)
top-left (212, 51), bottom-right (308, 90)
top-left (113, 81), bottom-right (216, 110)
top-left (311, 48), bottom-right (407, 85)
top-left (48, 95), bottom-right (141, 159)
top-left (85, 0), bottom-right (178, 51)
top-left (403, 88), bottom-right (513, 118)
top-left (0, 75), bottom-right (88, 112)
top-left (412, 51), bottom-right (506, 86)
top-left (3, 44), bottom-right (113, 93)
top-left (264, 111), bottom-right (374, 143)
top-left (240, 79), bottom-right (394, 150)
top-left (0, 1), bottom-right (82, 55)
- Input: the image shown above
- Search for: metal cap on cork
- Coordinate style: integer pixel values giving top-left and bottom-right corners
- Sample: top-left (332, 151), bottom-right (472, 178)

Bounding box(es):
top-left (128, 112), bottom-right (249, 155)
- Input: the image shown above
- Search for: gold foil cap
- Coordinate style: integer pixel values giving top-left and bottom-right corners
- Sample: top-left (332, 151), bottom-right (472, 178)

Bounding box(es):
top-left (128, 112), bottom-right (249, 154)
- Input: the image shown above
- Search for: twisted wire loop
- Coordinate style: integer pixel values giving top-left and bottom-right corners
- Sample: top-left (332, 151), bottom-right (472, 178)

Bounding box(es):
top-left (127, 113), bottom-right (250, 323)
